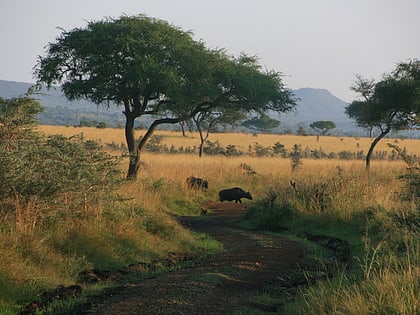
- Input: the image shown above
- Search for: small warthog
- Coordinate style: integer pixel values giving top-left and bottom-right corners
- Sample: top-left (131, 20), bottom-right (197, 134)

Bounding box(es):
top-left (219, 187), bottom-right (252, 203)
top-left (186, 176), bottom-right (209, 190)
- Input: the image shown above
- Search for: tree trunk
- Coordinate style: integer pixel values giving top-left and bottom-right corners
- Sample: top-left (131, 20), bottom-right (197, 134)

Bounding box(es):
top-left (129, 117), bottom-right (185, 179)
top-left (198, 141), bottom-right (204, 157)
top-left (179, 121), bottom-right (186, 137)
top-left (198, 128), bottom-right (205, 157)
top-left (125, 115), bottom-right (139, 180)
top-left (196, 124), bottom-right (211, 158)
top-left (365, 127), bottom-right (390, 171)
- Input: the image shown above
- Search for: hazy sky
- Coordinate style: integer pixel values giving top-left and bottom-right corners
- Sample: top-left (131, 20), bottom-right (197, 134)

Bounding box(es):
top-left (1, 0), bottom-right (419, 102)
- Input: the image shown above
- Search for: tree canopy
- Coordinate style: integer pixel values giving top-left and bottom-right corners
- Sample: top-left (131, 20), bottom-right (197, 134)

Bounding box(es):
top-left (35, 15), bottom-right (297, 179)
top-left (241, 114), bottom-right (280, 133)
top-left (346, 59), bottom-right (420, 170)
top-left (309, 120), bottom-right (336, 135)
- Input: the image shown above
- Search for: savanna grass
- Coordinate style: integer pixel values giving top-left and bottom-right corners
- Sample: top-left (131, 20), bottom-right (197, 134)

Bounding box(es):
top-left (5, 125), bottom-right (416, 314)
top-left (38, 125), bottom-right (420, 157)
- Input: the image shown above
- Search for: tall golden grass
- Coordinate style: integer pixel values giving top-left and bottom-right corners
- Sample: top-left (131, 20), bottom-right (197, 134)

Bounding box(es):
top-left (37, 125), bottom-right (416, 214)
top-left (38, 125), bottom-right (420, 156)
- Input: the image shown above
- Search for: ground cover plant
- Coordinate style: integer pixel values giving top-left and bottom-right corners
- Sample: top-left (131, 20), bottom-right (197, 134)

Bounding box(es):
top-left (1, 117), bottom-right (418, 313)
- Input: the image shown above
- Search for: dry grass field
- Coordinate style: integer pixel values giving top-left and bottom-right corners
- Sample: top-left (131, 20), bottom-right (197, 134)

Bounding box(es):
top-left (1, 125), bottom-right (415, 314)
top-left (38, 125), bottom-right (420, 157)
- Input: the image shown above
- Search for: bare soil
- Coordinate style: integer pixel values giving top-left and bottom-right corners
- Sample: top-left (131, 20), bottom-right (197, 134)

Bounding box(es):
top-left (79, 201), bottom-right (304, 315)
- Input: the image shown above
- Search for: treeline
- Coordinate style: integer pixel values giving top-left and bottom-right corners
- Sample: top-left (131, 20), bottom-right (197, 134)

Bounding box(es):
top-left (101, 135), bottom-right (414, 161)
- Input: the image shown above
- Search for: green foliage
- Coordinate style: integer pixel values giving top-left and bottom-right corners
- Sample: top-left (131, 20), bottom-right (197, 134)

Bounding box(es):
top-left (290, 144), bottom-right (303, 171)
top-left (0, 96), bottom-right (206, 313)
top-left (346, 59), bottom-right (420, 169)
top-left (309, 120), bottom-right (336, 135)
top-left (191, 109), bottom-right (247, 157)
top-left (0, 96), bottom-right (123, 309)
top-left (388, 143), bottom-right (420, 210)
top-left (34, 14), bottom-right (297, 178)
top-left (0, 132), bottom-right (121, 203)
top-left (225, 144), bottom-right (243, 157)
top-left (241, 114), bottom-right (280, 133)
top-left (253, 142), bottom-right (272, 157)
top-left (272, 142), bottom-right (287, 157)
top-left (203, 140), bottom-right (226, 156)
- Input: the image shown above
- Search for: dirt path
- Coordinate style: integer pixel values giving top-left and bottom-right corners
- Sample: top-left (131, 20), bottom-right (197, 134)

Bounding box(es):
top-left (85, 201), bottom-right (304, 315)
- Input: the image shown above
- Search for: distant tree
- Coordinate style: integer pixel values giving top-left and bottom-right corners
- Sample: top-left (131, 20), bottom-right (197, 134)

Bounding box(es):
top-left (241, 113), bottom-right (280, 133)
top-left (35, 15), bottom-right (297, 179)
top-left (346, 59), bottom-right (420, 170)
top-left (178, 120), bottom-right (191, 137)
top-left (79, 118), bottom-right (95, 127)
top-left (296, 125), bottom-right (308, 136)
top-left (309, 120), bottom-right (336, 136)
top-left (192, 108), bottom-right (245, 157)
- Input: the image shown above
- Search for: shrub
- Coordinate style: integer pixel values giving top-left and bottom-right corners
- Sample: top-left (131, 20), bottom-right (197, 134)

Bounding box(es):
top-left (0, 94), bottom-right (122, 235)
top-left (290, 144), bottom-right (303, 171)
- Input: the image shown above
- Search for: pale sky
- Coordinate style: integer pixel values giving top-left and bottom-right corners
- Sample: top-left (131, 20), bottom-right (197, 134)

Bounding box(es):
top-left (1, 0), bottom-right (419, 102)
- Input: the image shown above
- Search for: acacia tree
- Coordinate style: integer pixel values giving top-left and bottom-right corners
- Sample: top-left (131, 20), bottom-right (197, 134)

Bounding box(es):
top-left (309, 120), bottom-right (336, 136)
top-left (346, 59), bottom-right (420, 170)
top-left (241, 113), bottom-right (280, 133)
top-left (192, 108), bottom-right (245, 157)
top-left (349, 75), bottom-right (376, 137)
top-left (35, 15), bottom-right (296, 179)
top-left (169, 51), bottom-right (296, 157)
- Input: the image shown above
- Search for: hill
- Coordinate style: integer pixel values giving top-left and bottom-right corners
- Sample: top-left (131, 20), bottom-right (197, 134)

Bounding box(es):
top-left (0, 79), bottom-right (361, 134)
top-left (278, 88), bottom-right (356, 134)
top-left (0, 80), bottom-right (126, 127)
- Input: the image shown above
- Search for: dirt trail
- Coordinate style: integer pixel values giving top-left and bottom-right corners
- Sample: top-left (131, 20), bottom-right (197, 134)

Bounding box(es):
top-left (85, 201), bottom-right (304, 315)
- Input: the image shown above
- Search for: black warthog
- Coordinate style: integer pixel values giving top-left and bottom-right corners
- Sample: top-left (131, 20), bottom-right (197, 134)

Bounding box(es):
top-left (219, 187), bottom-right (252, 203)
top-left (186, 176), bottom-right (209, 190)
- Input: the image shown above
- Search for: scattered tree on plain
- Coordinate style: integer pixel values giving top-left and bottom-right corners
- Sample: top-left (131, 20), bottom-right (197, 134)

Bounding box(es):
top-left (192, 108), bottom-right (245, 157)
top-left (346, 59), bottom-right (420, 170)
top-left (34, 15), bottom-right (297, 179)
top-left (241, 113), bottom-right (280, 133)
top-left (309, 120), bottom-right (336, 136)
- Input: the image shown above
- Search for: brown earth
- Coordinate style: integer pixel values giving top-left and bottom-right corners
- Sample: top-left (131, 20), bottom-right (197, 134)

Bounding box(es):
top-left (81, 201), bottom-right (305, 315)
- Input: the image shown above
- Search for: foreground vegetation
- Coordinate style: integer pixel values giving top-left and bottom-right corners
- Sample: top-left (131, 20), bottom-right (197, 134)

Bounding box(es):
top-left (1, 104), bottom-right (419, 314)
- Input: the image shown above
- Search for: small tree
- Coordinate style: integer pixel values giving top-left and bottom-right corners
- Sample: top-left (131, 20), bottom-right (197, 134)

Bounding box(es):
top-left (0, 95), bottom-right (42, 150)
top-left (290, 144), bottom-right (303, 171)
top-left (388, 143), bottom-right (419, 210)
top-left (309, 120), bottom-right (336, 136)
top-left (346, 59), bottom-right (420, 171)
top-left (241, 113), bottom-right (280, 133)
top-left (192, 108), bottom-right (245, 157)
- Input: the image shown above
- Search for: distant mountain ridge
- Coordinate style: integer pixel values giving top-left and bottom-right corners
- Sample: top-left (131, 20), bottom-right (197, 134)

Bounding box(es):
top-left (1, 79), bottom-right (357, 134)
top-left (0, 80), bottom-right (126, 127)
top-left (282, 87), bottom-right (355, 132)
